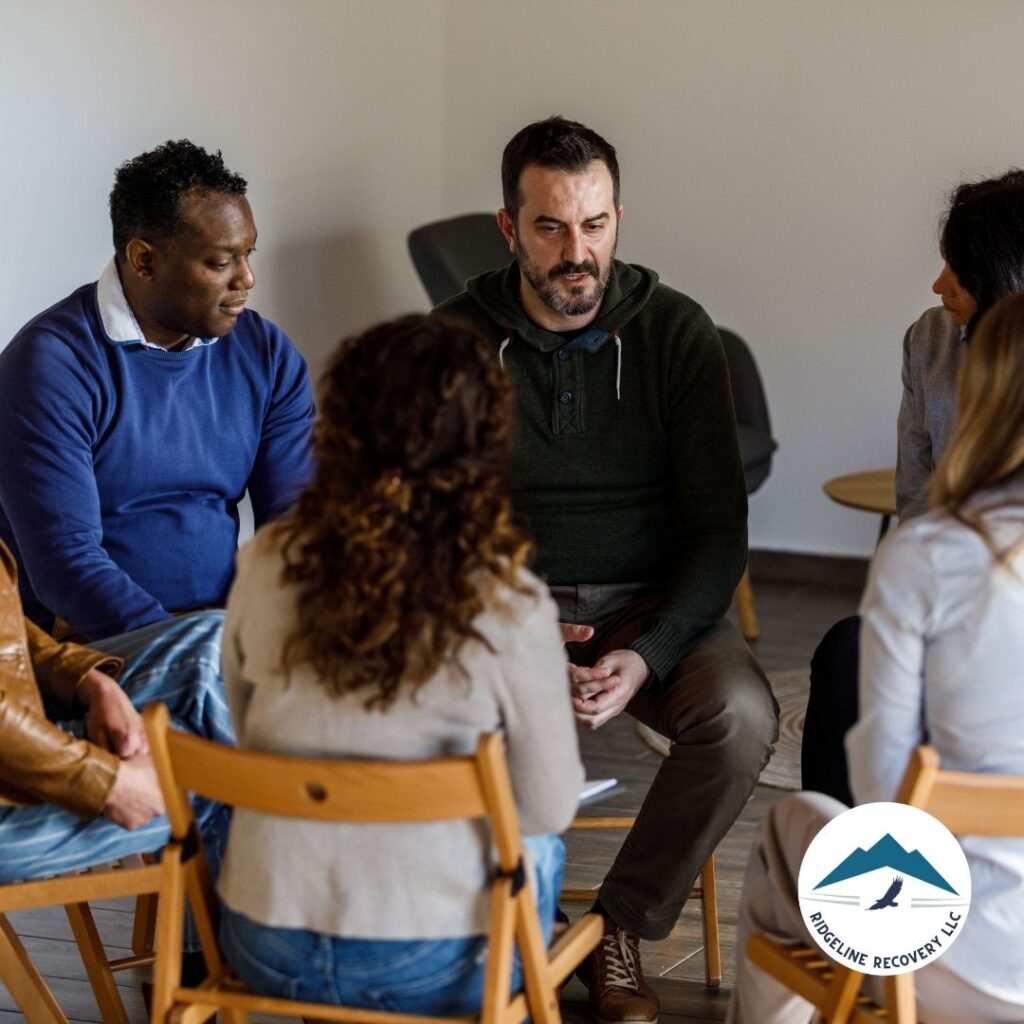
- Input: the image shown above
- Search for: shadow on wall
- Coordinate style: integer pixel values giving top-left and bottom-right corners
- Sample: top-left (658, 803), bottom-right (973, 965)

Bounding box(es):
top-left (268, 231), bottom-right (389, 377)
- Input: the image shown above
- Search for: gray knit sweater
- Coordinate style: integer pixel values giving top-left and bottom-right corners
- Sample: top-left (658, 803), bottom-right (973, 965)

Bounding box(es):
top-left (895, 306), bottom-right (964, 522)
top-left (217, 527), bottom-right (584, 939)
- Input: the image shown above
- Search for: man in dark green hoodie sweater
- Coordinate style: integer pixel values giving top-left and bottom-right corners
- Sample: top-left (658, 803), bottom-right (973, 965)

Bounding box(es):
top-left (436, 117), bottom-right (778, 1024)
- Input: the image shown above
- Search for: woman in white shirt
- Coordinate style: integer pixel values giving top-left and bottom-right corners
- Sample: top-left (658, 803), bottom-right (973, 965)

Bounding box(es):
top-left (729, 293), bottom-right (1024, 1024)
top-left (217, 314), bottom-right (584, 1014)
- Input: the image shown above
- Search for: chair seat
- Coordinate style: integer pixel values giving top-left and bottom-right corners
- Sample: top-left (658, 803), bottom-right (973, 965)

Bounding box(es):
top-left (746, 935), bottom-right (888, 1023)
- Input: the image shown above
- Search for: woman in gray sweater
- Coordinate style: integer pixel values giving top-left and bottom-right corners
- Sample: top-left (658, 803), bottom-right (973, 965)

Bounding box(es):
top-left (217, 314), bottom-right (584, 1013)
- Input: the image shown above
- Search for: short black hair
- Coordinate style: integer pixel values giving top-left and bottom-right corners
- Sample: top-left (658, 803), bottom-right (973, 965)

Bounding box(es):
top-left (942, 169), bottom-right (1024, 335)
top-left (501, 116), bottom-right (619, 222)
top-left (109, 139), bottom-right (247, 255)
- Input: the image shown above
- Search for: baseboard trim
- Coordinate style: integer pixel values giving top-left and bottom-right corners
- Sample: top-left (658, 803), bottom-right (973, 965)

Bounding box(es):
top-left (749, 548), bottom-right (869, 590)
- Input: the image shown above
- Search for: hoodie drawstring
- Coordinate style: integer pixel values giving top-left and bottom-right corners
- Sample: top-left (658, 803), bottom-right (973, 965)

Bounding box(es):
top-left (498, 337), bottom-right (510, 370)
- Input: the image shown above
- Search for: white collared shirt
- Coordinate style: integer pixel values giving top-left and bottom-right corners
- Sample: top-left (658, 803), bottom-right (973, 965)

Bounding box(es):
top-left (95, 257), bottom-right (218, 351)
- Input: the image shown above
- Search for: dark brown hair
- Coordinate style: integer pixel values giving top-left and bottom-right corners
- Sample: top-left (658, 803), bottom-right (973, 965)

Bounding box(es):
top-left (941, 169), bottom-right (1024, 337)
top-left (502, 115), bottom-right (619, 222)
top-left (275, 314), bottom-right (532, 709)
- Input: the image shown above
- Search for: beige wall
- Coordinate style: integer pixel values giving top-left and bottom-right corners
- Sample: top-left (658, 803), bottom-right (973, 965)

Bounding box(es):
top-left (4, 1), bottom-right (1024, 555)
top-left (0, 0), bottom-right (445, 375)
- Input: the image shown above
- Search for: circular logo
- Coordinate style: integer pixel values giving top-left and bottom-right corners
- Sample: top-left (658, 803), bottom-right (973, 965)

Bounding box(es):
top-left (797, 802), bottom-right (971, 976)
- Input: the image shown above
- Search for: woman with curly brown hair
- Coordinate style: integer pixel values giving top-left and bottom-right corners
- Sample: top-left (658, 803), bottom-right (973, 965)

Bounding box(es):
top-left (215, 313), bottom-right (584, 1013)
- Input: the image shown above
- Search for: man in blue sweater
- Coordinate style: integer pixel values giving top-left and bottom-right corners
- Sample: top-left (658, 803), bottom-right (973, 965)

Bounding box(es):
top-left (0, 140), bottom-right (312, 985)
top-left (0, 140), bottom-right (314, 643)
top-left (0, 141), bottom-right (313, 868)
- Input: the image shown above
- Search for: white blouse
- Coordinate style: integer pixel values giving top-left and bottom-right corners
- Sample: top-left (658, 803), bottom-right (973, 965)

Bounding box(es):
top-left (847, 480), bottom-right (1024, 1005)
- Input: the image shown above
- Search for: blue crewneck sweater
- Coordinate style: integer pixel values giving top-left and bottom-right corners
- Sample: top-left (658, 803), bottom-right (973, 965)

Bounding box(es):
top-left (0, 282), bottom-right (315, 640)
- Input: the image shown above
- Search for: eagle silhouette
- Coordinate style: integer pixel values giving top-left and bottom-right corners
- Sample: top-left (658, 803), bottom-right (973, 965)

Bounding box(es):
top-left (867, 875), bottom-right (903, 910)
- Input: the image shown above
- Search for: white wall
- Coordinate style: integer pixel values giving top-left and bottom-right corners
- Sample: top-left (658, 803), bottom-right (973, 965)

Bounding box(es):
top-left (5, 1), bottom-right (1024, 556)
top-left (440, 0), bottom-right (1024, 556)
top-left (0, 0), bottom-right (445, 376)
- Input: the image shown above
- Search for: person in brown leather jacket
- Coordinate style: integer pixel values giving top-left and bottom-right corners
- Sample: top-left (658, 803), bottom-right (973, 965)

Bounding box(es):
top-left (0, 539), bottom-right (162, 827)
top-left (0, 539), bottom-right (231, 885)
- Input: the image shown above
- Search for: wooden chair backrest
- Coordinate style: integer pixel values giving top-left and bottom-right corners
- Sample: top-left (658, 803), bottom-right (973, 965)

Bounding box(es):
top-left (143, 702), bottom-right (521, 868)
top-left (142, 702), bottom-right (595, 1024)
top-left (155, 717), bottom-right (489, 823)
top-left (897, 745), bottom-right (1024, 835)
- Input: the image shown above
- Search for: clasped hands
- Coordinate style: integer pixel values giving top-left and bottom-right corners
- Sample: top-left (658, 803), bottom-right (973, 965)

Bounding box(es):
top-left (76, 668), bottom-right (165, 829)
top-left (560, 623), bottom-right (649, 731)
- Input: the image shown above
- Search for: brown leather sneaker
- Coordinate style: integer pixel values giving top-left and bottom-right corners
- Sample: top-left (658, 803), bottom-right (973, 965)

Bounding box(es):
top-left (586, 917), bottom-right (659, 1024)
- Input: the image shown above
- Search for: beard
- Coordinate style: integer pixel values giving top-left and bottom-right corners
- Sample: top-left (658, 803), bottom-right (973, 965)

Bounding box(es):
top-left (514, 235), bottom-right (616, 318)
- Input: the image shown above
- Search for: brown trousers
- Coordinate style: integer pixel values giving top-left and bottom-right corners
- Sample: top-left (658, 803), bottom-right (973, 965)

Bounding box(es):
top-left (552, 583), bottom-right (779, 940)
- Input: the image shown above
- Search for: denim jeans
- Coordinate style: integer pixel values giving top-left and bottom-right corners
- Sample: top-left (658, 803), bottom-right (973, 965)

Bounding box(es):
top-left (218, 834), bottom-right (565, 1014)
top-left (0, 612), bottom-right (233, 886)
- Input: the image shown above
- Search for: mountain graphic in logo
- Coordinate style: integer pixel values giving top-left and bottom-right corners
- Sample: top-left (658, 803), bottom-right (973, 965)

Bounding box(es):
top-left (813, 833), bottom-right (957, 894)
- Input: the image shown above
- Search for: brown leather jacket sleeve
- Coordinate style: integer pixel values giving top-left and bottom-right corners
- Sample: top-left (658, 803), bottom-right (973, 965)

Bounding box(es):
top-left (0, 540), bottom-right (123, 818)
top-left (0, 691), bottom-right (119, 818)
top-left (25, 620), bottom-right (123, 709)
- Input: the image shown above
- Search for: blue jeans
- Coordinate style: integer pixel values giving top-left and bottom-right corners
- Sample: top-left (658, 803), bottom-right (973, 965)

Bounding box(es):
top-left (219, 834), bottom-right (565, 1014)
top-left (0, 612), bottom-right (233, 886)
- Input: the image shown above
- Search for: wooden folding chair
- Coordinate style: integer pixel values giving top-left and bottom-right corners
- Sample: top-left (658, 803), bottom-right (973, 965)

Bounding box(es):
top-left (0, 831), bottom-right (161, 1024)
top-left (561, 815), bottom-right (721, 988)
top-left (143, 702), bottom-right (603, 1024)
top-left (746, 745), bottom-right (1024, 1023)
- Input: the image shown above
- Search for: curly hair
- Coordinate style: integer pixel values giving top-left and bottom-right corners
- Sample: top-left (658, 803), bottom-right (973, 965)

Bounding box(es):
top-left (275, 314), bottom-right (533, 710)
top-left (109, 139), bottom-right (247, 255)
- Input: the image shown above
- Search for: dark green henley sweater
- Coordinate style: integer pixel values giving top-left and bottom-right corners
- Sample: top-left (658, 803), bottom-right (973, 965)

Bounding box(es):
top-left (436, 259), bottom-right (747, 686)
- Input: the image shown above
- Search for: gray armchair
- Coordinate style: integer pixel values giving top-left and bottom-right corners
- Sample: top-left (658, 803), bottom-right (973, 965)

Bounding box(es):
top-left (408, 213), bottom-right (510, 307)
top-left (717, 328), bottom-right (778, 642)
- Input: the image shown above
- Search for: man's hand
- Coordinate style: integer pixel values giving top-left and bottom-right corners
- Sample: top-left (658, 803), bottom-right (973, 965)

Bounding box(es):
top-left (103, 752), bottom-right (165, 829)
top-left (571, 649), bottom-right (650, 731)
top-left (559, 622), bottom-right (594, 644)
top-left (77, 669), bottom-right (148, 758)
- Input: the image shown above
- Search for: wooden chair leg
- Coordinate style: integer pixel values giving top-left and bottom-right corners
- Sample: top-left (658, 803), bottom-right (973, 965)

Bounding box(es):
top-left (515, 889), bottom-right (562, 1024)
top-left (0, 912), bottom-right (69, 1024)
top-left (886, 973), bottom-right (917, 1024)
top-left (150, 853), bottom-right (185, 1024)
top-left (65, 903), bottom-right (130, 1024)
top-left (734, 565), bottom-right (759, 643)
top-left (699, 857), bottom-right (721, 989)
top-left (132, 894), bottom-right (158, 956)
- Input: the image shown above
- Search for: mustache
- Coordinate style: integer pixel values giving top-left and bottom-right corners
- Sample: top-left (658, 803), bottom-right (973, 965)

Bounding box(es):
top-left (548, 260), bottom-right (599, 280)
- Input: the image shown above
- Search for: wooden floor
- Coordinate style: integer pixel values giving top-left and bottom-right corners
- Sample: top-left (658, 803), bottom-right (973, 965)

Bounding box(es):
top-left (0, 562), bottom-right (863, 1024)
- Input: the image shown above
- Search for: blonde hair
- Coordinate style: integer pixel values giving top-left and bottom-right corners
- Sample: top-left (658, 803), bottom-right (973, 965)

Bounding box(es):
top-left (931, 292), bottom-right (1024, 563)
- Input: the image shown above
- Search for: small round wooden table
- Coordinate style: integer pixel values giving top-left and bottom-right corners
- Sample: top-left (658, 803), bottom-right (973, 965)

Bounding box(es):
top-left (823, 468), bottom-right (897, 540)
